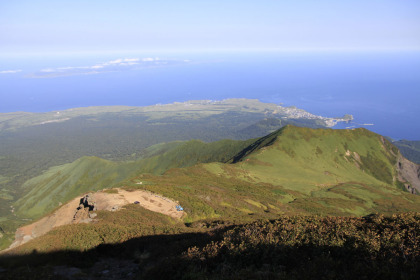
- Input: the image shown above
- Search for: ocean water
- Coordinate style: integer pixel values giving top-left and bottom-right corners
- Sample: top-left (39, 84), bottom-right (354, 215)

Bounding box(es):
top-left (0, 51), bottom-right (419, 140)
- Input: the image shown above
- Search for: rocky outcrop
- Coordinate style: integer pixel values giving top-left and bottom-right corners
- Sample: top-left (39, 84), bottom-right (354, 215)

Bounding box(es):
top-left (73, 194), bottom-right (97, 223)
top-left (397, 155), bottom-right (420, 194)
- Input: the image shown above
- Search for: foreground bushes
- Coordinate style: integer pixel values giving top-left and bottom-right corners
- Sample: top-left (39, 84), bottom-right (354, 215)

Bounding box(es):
top-left (154, 213), bottom-right (420, 279)
top-left (1, 213), bottom-right (419, 279)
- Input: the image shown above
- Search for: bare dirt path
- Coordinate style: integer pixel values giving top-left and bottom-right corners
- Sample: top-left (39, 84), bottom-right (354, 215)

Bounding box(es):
top-left (6, 188), bottom-right (184, 250)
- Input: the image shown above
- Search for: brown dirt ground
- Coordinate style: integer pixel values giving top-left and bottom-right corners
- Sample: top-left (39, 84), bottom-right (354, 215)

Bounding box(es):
top-left (6, 188), bottom-right (184, 250)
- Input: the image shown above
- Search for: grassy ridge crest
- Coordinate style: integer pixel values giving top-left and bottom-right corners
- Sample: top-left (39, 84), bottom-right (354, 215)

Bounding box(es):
top-left (13, 138), bottom-right (253, 220)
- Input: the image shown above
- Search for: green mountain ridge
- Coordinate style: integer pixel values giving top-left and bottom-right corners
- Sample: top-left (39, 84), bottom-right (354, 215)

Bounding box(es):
top-left (13, 138), bottom-right (254, 221)
top-left (1, 126), bottom-right (420, 279)
top-left (12, 126), bottom-right (420, 226)
top-left (125, 126), bottom-right (420, 221)
top-left (233, 126), bottom-right (399, 186)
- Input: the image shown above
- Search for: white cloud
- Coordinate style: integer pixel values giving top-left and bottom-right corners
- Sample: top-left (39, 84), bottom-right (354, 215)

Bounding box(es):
top-left (118, 62), bottom-right (139, 66)
top-left (0, 69), bottom-right (22, 74)
top-left (57, 67), bottom-right (75, 70)
top-left (29, 57), bottom-right (190, 78)
top-left (123, 58), bottom-right (140, 62)
top-left (105, 58), bottom-right (139, 65)
top-left (108, 59), bottom-right (123, 64)
top-left (40, 68), bottom-right (55, 73)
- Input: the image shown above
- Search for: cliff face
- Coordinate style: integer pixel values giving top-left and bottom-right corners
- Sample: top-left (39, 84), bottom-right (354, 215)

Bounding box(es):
top-left (397, 155), bottom-right (420, 194)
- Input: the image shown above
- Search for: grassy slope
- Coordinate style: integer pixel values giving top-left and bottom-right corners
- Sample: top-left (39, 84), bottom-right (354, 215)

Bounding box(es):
top-left (2, 126), bottom-right (420, 278)
top-left (232, 126), bottom-right (397, 191)
top-left (14, 157), bottom-right (135, 219)
top-left (231, 126), bottom-right (419, 215)
top-left (13, 138), bottom-right (254, 220)
top-left (394, 140), bottom-right (420, 164)
top-left (2, 126), bottom-right (420, 279)
top-left (4, 126), bottom-right (420, 251)
top-left (118, 126), bottom-right (420, 224)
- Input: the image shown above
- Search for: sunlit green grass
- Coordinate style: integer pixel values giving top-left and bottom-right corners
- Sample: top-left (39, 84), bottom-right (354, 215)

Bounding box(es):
top-left (14, 138), bottom-right (253, 220)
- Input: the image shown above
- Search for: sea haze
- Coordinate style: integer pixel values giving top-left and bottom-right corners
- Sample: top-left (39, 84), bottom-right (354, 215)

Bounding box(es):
top-left (0, 51), bottom-right (419, 140)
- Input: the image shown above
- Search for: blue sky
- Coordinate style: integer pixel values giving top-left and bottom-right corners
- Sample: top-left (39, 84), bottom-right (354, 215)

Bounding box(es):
top-left (1, 0), bottom-right (420, 55)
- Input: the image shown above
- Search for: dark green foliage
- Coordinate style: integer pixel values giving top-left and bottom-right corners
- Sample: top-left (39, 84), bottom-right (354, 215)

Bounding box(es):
top-left (2, 213), bottom-right (418, 280)
top-left (229, 127), bottom-right (286, 163)
top-left (360, 152), bottom-right (393, 184)
top-left (0, 106), bottom-right (303, 222)
top-left (13, 138), bottom-right (254, 221)
top-left (396, 180), bottom-right (409, 192)
top-left (175, 213), bottom-right (420, 280)
top-left (0, 110), bottom-right (264, 196)
top-left (394, 140), bottom-right (420, 164)
top-left (0, 106), bottom-right (334, 198)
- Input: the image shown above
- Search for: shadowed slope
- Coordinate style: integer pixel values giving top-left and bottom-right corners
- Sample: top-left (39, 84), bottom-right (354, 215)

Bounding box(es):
top-left (1, 214), bottom-right (418, 280)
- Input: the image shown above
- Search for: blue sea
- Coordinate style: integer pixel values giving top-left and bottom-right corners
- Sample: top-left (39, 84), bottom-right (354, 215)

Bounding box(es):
top-left (1, 51), bottom-right (419, 140)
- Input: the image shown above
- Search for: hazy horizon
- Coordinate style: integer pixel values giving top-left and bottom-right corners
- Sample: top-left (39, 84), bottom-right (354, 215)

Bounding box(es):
top-left (1, 1), bottom-right (419, 54)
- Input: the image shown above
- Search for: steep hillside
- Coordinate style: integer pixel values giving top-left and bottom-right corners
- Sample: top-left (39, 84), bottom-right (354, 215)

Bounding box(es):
top-left (394, 139), bottom-right (420, 164)
top-left (13, 138), bottom-right (254, 221)
top-left (14, 126), bottom-right (420, 226)
top-left (2, 126), bottom-right (420, 278)
top-left (231, 126), bottom-right (403, 189)
top-left (123, 127), bottom-right (420, 221)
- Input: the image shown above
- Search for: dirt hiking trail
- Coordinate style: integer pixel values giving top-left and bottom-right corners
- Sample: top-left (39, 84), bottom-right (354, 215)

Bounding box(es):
top-left (6, 188), bottom-right (184, 250)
